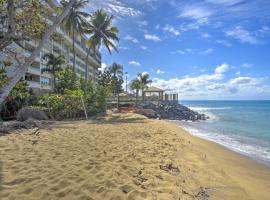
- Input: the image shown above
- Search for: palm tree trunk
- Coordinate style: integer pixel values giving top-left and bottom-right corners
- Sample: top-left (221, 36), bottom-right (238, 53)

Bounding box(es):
top-left (0, 0), bottom-right (76, 107)
top-left (84, 50), bottom-right (89, 92)
top-left (72, 27), bottom-right (76, 72)
top-left (52, 73), bottom-right (56, 93)
top-left (135, 89), bottom-right (138, 106)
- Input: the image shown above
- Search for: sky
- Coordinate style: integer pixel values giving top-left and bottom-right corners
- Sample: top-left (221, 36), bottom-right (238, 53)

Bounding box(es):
top-left (87, 0), bottom-right (270, 100)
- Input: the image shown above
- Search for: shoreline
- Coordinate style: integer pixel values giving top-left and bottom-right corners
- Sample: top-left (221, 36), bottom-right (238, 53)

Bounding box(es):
top-left (169, 120), bottom-right (270, 168)
top-left (167, 119), bottom-right (270, 200)
top-left (0, 113), bottom-right (270, 199)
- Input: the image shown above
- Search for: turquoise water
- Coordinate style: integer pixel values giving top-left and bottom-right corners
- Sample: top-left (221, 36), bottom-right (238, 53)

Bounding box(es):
top-left (177, 100), bottom-right (270, 166)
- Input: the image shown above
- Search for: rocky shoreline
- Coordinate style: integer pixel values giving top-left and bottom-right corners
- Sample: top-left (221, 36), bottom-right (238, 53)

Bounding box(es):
top-left (135, 101), bottom-right (208, 121)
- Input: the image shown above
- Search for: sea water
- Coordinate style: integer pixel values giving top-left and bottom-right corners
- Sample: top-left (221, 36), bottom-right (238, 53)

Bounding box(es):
top-left (177, 100), bottom-right (270, 166)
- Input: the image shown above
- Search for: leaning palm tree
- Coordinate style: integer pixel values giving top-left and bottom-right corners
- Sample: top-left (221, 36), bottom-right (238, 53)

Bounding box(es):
top-left (61, 0), bottom-right (90, 72)
top-left (84, 9), bottom-right (119, 87)
top-left (130, 79), bottom-right (142, 105)
top-left (41, 53), bottom-right (65, 90)
top-left (138, 73), bottom-right (152, 100)
top-left (108, 63), bottom-right (123, 96)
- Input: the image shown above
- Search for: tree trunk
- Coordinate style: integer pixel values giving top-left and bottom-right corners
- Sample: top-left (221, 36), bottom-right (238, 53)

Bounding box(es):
top-left (84, 50), bottom-right (89, 92)
top-left (0, 0), bottom-right (16, 51)
top-left (72, 27), bottom-right (76, 72)
top-left (0, 0), bottom-right (76, 107)
top-left (135, 89), bottom-right (138, 106)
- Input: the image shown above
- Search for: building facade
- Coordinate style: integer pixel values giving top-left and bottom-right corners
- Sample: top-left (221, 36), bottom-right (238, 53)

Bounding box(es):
top-left (22, 0), bottom-right (101, 93)
top-left (24, 27), bottom-right (101, 93)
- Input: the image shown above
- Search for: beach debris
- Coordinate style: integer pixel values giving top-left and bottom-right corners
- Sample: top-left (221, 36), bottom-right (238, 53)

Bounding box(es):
top-left (181, 187), bottom-right (210, 199)
top-left (28, 139), bottom-right (38, 145)
top-left (30, 128), bottom-right (40, 136)
top-left (159, 163), bottom-right (180, 173)
top-left (120, 185), bottom-right (134, 194)
top-left (194, 187), bottom-right (210, 200)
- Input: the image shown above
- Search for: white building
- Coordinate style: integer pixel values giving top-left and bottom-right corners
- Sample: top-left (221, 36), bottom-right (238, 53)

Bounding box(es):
top-left (1, 0), bottom-right (101, 93)
top-left (24, 26), bottom-right (101, 93)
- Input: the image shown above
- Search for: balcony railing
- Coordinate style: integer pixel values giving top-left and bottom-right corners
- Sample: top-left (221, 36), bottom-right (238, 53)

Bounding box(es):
top-left (26, 81), bottom-right (40, 88)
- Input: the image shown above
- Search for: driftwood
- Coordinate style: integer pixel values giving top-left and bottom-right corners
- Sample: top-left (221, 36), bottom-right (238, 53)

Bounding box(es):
top-left (0, 119), bottom-right (52, 134)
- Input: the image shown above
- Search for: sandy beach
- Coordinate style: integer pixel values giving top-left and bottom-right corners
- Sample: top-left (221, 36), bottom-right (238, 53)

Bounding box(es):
top-left (0, 113), bottom-right (270, 200)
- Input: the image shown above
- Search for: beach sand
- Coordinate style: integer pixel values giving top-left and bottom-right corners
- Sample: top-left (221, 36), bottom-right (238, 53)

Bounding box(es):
top-left (0, 113), bottom-right (270, 200)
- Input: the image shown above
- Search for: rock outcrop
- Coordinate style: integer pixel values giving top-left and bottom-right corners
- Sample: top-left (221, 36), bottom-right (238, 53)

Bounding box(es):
top-left (135, 101), bottom-right (208, 121)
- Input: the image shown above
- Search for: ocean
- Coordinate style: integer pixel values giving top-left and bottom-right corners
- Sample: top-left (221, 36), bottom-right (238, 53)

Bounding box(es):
top-left (177, 100), bottom-right (270, 166)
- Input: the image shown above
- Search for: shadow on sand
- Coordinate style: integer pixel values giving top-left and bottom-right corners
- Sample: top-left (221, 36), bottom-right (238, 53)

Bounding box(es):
top-left (0, 161), bottom-right (3, 195)
top-left (88, 114), bottom-right (147, 125)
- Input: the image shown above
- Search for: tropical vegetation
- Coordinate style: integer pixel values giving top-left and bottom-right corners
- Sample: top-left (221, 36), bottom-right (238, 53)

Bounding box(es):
top-left (0, 0), bottom-right (124, 121)
top-left (61, 0), bottom-right (90, 71)
top-left (137, 73), bottom-right (152, 100)
top-left (84, 9), bottom-right (119, 88)
top-left (41, 53), bottom-right (65, 90)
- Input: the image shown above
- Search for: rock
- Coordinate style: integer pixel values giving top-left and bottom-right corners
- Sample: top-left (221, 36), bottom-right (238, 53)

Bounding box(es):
top-left (135, 102), bottom-right (207, 121)
top-left (16, 107), bottom-right (48, 122)
top-left (135, 109), bottom-right (157, 118)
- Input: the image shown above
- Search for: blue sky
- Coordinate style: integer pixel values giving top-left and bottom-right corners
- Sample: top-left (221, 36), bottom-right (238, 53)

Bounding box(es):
top-left (87, 0), bottom-right (270, 100)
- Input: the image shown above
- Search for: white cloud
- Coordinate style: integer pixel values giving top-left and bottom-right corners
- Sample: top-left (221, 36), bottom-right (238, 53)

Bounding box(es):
top-left (215, 63), bottom-right (229, 74)
top-left (242, 63), bottom-right (253, 68)
top-left (206, 0), bottom-right (243, 6)
top-left (119, 46), bottom-right (129, 50)
top-left (138, 20), bottom-right (148, 26)
top-left (163, 24), bottom-right (180, 36)
top-left (216, 40), bottom-right (232, 47)
top-left (179, 6), bottom-right (213, 20)
top-left (179, 18), bottom-right (209, 32)
top-left (201, 33), bottom-right (211, 38)
top-left (171, 49), bottom-right (193, 55)
top-left (88, 0), bottom-right (142, 17)
top-left (151, 63), bottom-right (269, 99)
top-left (99, 63), bottom-right (107, 72)
top-left (156, 69), bottom-right (165, 74)
top-left (141, 71), bottom-right (149, 76)
top-left (140, 45), bottom-right (148, 50)
top-left (144, 34), bottom-right (161, 42)
top-left (200, 48), bottom-right (213, 55)
top-left (129, 60), bottom-right (141, 66)
top-left (225, 26), bottom-right (258, 44)
top-left (230, 76), bottom-right (259, 86)
top-left (124, 35), bottom-right (139, 43)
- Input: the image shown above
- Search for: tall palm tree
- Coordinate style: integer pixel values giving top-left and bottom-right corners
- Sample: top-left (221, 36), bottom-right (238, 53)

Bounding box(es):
top-left (41, 53), bottom-right (65, 90)
top-left (130, 79), bottom-right (142, 105)
top-left (61, 0), bottom-right (90, 72)
top-left (84, 9), bottom-right (119, 87)
top-left (138, 73), bottom-right (152, 100)
top-left (108, 63), bottom-right (123, 96)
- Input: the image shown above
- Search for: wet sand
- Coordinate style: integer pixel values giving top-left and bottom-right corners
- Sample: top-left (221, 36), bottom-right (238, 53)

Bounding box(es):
top-left (0, 113), bottom-right (270, 200)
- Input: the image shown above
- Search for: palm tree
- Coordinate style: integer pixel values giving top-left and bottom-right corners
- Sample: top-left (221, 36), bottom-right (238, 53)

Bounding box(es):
top-left (138, 73), bottom-right (152, 100)
top-left (84, 9), bottom-right (119, 87)
top-left (130, 79), bottom-right (142, 105)
top-left (61, 0), bottom-right (90, 72)
top-left (108, 63), bottom-right (123, 96)
top-left (41, 53), bottom-right (65, 90)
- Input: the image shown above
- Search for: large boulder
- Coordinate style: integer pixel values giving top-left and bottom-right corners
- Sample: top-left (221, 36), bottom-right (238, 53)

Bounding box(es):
top-left (16, 107), bottom-right (48, 122)
top-left (135, 109), bottom-right (157, 119)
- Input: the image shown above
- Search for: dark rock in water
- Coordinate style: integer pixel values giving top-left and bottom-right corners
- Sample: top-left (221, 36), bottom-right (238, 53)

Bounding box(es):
top-left (135, 102), bottom-right (207, 121)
